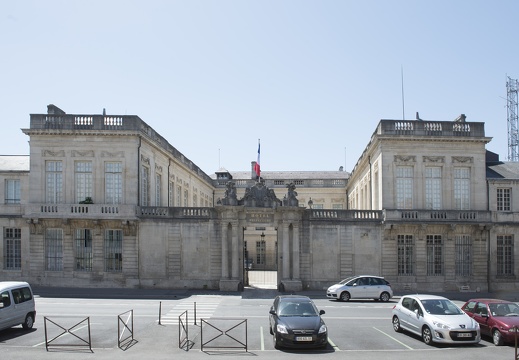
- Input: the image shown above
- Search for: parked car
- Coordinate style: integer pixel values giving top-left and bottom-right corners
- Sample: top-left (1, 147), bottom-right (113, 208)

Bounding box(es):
top-left (326, 275), bottom-right (393, 302)
top-left (461, 298), bottom-right (519, 346)
top-left (269, 295), bottom-right (328, 349)
top-left (0, 281), bottom-right (36, 331)
top-left (392, 294), bottom-right (480, 345)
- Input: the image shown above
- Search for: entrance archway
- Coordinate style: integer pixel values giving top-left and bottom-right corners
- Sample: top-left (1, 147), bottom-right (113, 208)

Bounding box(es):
top-left (243, 227), bottom-right (278, 289)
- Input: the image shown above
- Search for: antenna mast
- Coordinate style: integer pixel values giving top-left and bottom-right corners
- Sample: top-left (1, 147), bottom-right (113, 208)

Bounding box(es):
top-left (507, 76), bottom-right (519, 161)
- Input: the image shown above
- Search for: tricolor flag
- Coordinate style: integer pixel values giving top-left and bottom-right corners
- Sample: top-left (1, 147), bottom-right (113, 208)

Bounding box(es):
top-left (254, 139), bottom-right (261, 179)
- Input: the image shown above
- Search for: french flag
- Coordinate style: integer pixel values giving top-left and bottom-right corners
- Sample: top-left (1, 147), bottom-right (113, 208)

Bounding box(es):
top-left (254, 140), bottom-right (261, 178)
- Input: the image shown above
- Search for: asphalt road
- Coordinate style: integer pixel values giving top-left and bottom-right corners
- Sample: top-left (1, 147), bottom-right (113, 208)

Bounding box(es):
top-left (1, 288), bottom-right (517, 360)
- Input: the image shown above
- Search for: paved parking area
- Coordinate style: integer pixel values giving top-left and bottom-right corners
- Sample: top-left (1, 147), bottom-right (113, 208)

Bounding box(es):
top-left (0, 289), bottom-right (518, 360)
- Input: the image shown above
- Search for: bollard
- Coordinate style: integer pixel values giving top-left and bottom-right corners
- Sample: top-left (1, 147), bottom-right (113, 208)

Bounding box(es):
top-left (158, 301), bottom-right (162, 325)
top-left (194, 302), bottom-right (197, 325)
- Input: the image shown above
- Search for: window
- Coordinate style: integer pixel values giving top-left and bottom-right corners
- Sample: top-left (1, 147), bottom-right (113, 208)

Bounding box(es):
top-left (155, 173), bottom-right (161, 206)
top-left (497, 188), bottom-right (511, 211)
top-left (4, 228), bottom-right (21, 270)
top-left (426, 235), bottom-right (443, 276)
top-left (396, 166), bottom-right (413, 209)
top-left (332, 204), bottom-right (343, 210)
top-left (454, 167), bottom-right (470, 210)
top-left (397, 235), bottom-right (414, 275)
top-left (75, 229), bottom-right (92, 271)
top-left (497, 235), bottom-right (514, 276)
top-left (141, 166), bottom-right (150, 206)
top-left (46, 161), bottom-right (63, 204)
top-left (256, 240), bottom-right (266, 265)
top-left (75, 161), bottom-right (92, 203)
top-left (184, 189), bottom-right (188, 207)
top-left (105, 229), bottom-right (122, 272)
top-left (193, 194), bottom-right (197, 207)
top-left (312, 204), bottom-right (324, 209)
top-left (46, 229), bottom-right (63, 271)
top-left (105, 162), bottom-right (122, 204)
top-left (425, 167), bottom-right (442, 210)
top-left (455, 235), bottom-right (472, 276)
top-left (176, 185), bottom-right (181, 206)
top-left (5, 179), bottom-right (20, 204)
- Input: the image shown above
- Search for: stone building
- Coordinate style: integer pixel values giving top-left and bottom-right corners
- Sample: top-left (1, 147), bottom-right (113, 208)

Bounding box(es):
top-left (0, 105), bottom-right (517, 293)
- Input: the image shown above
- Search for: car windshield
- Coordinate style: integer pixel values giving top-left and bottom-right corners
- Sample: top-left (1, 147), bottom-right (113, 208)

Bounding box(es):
top-left (279, 301), bottom-right (318, 317)
top-left (489, 302), bottom-right (519, 317)
top-left (421, 299), bottom-right (463, 315)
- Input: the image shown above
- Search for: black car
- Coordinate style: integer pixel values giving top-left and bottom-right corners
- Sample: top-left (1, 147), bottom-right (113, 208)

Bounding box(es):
top-left (269, 295), bottom-right (328, 349)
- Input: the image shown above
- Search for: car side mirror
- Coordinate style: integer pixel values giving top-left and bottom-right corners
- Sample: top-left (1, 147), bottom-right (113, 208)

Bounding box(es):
top-left (319, 310), bottom-right (325, 315)
top-left (269, 309), bottom-right (276, 315)
top-left (481, 313), bottom-right (488, 318)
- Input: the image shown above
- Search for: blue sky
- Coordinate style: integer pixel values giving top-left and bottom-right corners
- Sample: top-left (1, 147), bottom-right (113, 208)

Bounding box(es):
top-left (1, 1), bottom-right (517, 174)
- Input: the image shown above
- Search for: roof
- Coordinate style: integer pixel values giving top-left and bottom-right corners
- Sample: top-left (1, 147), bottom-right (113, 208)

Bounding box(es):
top-left (487, 162), bottom-right (519, 179)
top-left (211, 170), bottom-right (349, 180)
top-left (400, 294), bottom-right (449, 301)
top-left (465, 298), bottom-right (514, 304)
top-left (0, 156), bottom-right (30, 172)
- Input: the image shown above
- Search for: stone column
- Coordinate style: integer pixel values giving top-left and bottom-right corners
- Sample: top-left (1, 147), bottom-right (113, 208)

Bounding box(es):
top-left (221, 223), bottom-right (229, 279)
top-left (282, 222), bottom-right (290, 279)
top-left (292, 224), bottom-right (300, 279)
top-left (231, 221), bottom-right (239, 279)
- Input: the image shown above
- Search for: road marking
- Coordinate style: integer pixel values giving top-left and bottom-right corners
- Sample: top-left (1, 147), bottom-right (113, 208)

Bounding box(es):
top-left (327, 337), bottom-right (340, 351)
top-left (372, 326), bottom-right (413, 349)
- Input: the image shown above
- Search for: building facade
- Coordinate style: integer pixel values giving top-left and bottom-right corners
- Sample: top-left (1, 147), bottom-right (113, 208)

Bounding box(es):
top-left (0, 105), bottom-right (518, 293)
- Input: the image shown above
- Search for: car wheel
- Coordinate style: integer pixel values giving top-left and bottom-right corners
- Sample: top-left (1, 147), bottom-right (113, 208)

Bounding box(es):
top-left (340, 292), bottom-right (350, 302)
top-left (380, 292), bottom-right (390, 302)
top-left (22, 314), bottom-right (34, 330)
top-left (422, 326), bottom-right (433, 345)
top-left (272, 331), bottom-right (280, 349)
top-left (493, 329), bottom-right (504, 346)
top-left (392, 316), bottom-right (402, 332)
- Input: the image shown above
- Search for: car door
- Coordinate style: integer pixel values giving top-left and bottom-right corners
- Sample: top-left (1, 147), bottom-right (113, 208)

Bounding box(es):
top-left (350, 277), bottom-right (369, 299)
top-left (473, 302), bottom-right (491, 337)
top-left (0, 290), bottom-right (15, 331)
top-left (404, 299), bottom-right (424, 335)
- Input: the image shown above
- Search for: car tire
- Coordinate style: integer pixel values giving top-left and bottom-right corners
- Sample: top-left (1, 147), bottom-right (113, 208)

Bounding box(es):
top-left (22, 314), bottom-right (34, 330)
top-left (493, 329), bottom-right (504, 346)
top-left (392, 316), bottom-right (402, 332)
top-left (380, 292), bottom-right (390, 302)
top-left (422, 326), bottom-right (433, 345)
top-left (339, 292), bottom-right (350, 302)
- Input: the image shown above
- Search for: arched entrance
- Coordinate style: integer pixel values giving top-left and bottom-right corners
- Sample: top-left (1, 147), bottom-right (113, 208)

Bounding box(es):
top-left (243, 226), bottom-right (278, 289)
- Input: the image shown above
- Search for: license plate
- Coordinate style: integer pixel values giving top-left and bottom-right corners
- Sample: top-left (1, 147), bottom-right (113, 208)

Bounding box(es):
top-left (457, 333), bottom-right (471, 338)
top-left (296, 336), bottom-right (313, 342)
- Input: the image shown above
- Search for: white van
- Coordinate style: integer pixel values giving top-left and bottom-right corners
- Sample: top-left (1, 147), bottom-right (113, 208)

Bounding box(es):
top-left (0, 281), bottom-right (36, 331)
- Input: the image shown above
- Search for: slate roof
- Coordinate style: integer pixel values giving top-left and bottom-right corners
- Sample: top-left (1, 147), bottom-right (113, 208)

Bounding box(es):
top-left (486, 161), bottom-right (519, 179)
top-left (211, 170), bottom-right (349, 180)
top-left (0, 155), bottom-right (30, 172)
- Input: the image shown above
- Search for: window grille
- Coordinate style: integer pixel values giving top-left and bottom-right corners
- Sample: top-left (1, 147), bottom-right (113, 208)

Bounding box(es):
top-left (75, 229), bottom-right (93, 271)
top-left (426, 235), bottom-right (443, 276)
top-left (497, 235), bottom-right (514, 276)
top-left (46, 228), bottom-right (63, 271)
top-left (4, 228), bottom-right (21, 270)
top-left (397, 235), bottom-right (414, 275)
top-left (105, 229), bottom-right (122, 272)
top-left (455, 235), bottom-right (472, 276)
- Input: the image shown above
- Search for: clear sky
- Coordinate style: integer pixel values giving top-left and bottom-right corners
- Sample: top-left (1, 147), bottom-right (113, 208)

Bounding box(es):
top-left (2, 1), bottom-right (517, 174)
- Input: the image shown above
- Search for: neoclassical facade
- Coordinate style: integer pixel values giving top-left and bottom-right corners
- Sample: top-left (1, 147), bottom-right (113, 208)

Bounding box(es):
top-left (0, 105), bottom-right (517, 293)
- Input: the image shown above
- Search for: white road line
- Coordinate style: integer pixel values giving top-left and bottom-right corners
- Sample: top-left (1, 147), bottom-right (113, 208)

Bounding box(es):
top-left (327, 337), bottom-right (340, 351)
top-left (372, 326), bottom-right (414, 350)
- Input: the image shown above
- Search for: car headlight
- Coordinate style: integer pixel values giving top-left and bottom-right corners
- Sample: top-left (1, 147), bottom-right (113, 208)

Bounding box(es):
top-left (432, 321), bottom-right (451, 330)
top-left (276, 324), bottom-right (288, 334)
top-left (319, 324), bottom-right (327, 334)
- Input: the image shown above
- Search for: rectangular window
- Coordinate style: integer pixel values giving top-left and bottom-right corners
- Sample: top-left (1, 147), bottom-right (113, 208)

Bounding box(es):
top-left (155, 174), bottom-right (161, 206)
top-left (75, 229), bottom-right (92, 271)
top-left (46, 228), bottom-right (63, 271)
top-left (396, 166), bottom-right (413, 209)
top-left (75, 161), bottom-right (92, 203)
top-left (454, 167), bottom-right (470, 210)
top-left (497, 188), bottom-right (511, 211)
top-left (256, 240), bottom-right (266, 265)
top-left (455, 235), bottom-right (472, 276)
top-left (497, 235), bottom-right (514, 276)
top-left (5, 179), bottom-right (21, 204)
top-left (426, 235), bottom-right (443, 276)
top-left (46, 161), bottom-right (63, 204)
top-left (105, 162), bottom-right (122, 204)
top-left (105, 229), bottom-right (122, 272)
top-left (184, 189), bottom-right (188, 207)
top-left (141, 166), bottom-right (149, 206)
top-left (332, 204), bottom-right (343, 209)
top-left (425, 167), bottom-right (442, 210)
top-left (4, 228), bottom-right (21, 270)
top-left (397, 235), bottom-right (414, 275)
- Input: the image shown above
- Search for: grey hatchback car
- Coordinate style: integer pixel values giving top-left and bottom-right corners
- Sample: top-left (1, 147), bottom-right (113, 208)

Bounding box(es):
top-left (326, 275), bottom-right (393, 302)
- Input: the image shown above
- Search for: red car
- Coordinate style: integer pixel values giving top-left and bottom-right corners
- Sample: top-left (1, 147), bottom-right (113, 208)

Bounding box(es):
top-left (461, 298), bottom-right (519, 346)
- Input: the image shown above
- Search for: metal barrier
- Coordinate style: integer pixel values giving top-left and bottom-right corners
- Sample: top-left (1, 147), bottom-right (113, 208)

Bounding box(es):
top-left (44, 316), bottom-right (92, 352)
top-left (118, 310), bottom-right (137, 350)
top-left (179, 310), bottom-right (194, 350)
top-left (200, 318), bottom-right (247, 352)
